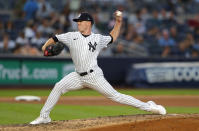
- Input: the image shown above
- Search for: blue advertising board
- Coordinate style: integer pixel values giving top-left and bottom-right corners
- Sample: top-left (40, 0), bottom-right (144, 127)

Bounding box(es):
top-left (126, 62), bottom-right (199, 87)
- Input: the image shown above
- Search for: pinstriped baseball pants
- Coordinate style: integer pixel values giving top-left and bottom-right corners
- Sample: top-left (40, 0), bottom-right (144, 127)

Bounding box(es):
top-left (40, 67), bottom-right (151, 118)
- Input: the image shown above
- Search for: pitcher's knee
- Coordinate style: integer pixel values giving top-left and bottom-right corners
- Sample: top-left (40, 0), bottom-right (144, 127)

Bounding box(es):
top-left (53, 82), bottom-right (66, 94)
top-left (108, 92), bottom-right (122, 102)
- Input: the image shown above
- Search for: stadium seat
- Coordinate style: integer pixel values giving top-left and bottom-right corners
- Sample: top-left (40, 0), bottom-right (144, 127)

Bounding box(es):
top-left (0, 14), bottom-right (10, 22)
top-left (14, 19), bottom-right (26, 30)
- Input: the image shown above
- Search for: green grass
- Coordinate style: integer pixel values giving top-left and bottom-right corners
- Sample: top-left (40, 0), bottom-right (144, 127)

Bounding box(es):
top-left (0, 103), bottom-right (198, 125)
top-left (0, 89), bottom-right (198, 125)
top-left (0, 89), bottom-right (199, 97)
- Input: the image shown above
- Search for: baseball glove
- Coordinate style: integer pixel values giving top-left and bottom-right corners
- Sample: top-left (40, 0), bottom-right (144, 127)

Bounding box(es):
top-left (44, 43), bottom-right (64, 56)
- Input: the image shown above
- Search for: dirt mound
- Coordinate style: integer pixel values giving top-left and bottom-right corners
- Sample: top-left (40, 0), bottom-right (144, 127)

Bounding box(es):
top-left (1, 114), bottom-right (199, 131)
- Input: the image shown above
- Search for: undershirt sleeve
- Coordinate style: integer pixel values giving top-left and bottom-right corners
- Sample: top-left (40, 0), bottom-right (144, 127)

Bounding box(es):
top-left (109, 34), bottom-right (113, 44)
top-left (52, 35), bottom-right (58, 42)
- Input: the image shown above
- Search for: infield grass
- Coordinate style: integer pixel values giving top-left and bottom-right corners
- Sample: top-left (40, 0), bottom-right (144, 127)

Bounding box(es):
top-left (0, 89), bottom-right (199, 125)
top-left (0, 102), bottom-right (199, 125)
top-left (0, 88), bottom-right (199, 97)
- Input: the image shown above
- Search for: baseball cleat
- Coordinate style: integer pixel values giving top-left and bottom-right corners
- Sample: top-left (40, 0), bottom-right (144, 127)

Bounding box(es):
top-left (147, 101), bottom-right (166, 115)
top-left (30, 116), bottom-right (51, 125)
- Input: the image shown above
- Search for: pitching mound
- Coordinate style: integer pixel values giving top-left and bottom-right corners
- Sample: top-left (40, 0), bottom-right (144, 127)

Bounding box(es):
top-left (1, 114), bottom-right (199, 131)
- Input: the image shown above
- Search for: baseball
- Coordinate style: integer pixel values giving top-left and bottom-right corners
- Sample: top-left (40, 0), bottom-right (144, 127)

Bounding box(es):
top-left (116, 11), bottom-right (122, 16)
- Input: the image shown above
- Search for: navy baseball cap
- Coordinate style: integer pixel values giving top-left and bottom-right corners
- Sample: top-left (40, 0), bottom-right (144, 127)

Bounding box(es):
top-left (73, 12), bottom-right (94, 25)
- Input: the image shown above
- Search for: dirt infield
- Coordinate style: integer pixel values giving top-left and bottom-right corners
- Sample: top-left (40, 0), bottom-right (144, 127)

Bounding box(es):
top-left (0, 114), bottom-right (199, 131)
top-left (1, 95), bottom-right (199, 106)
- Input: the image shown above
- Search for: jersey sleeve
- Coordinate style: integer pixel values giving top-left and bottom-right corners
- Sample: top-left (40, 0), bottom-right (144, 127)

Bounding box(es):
top-left (55, 32), bottom-right (71, 46)
top-left (99, 34), bottom-right (113, 48)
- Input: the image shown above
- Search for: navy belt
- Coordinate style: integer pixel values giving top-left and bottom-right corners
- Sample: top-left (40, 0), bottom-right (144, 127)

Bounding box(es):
top-left (79, 69), bottom-right (94, 76)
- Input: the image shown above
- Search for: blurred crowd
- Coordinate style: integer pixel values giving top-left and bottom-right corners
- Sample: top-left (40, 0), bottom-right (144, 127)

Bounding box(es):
top-left (1, 0), bottom-right (199, 58)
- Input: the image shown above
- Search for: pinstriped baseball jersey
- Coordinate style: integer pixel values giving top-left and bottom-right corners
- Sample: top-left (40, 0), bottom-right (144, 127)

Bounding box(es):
top-left (55, 31), bottom-right (112, 72)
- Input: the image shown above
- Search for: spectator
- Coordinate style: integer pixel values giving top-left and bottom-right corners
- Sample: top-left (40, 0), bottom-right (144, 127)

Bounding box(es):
top-left (188, 13), bottom-right (199, 29)
top-left (146, 9), bottom-right (161, 29)
top-left (37, 18), bottom-right (54, 37)
top-left (23, 0), bottom-right (38, 21)
top-left (158, 8), bottom-right (167, 21)
top-left (14, 32), bottom-right (41, 56)
top-left (0, 21), bottom-right (4, 37)
top-left (162, 11), bottom-right (178, 29)
top-left (99, 48), bottom-right (113, 57)
top-left (140, 7), bottom-right (150, 23)
top-left (4, 20), bottom-right (18, 40)
top-left (5, 20), bottom-right (14, 33)
top-left (176, 33), bottom-right (195, 58)
top-left (24, 20), bottom-right (36, 40)
top-left (36, 0), bottom-right (53, 20)
top-left (169, 26), bottom-right (181, 43)
top-left (192, 38), bottom-right (199, 57)
top-left (158, 29), bottom-right (176, 46)
top-left (59, 3), bottom-right (71, 32)
top-left (14, 31), bottom-right (29, 55)
top-left (127, 35), bottom-right (149, 57)
top-left (31, 32), bottom-right (46, 50)
top-left (129, 10), bottom-right (146, 35)
top-left (47, 12), bottom-right (60, 30)
top-left (124, 24), bottom-right (137, 41)
top-left (158, 29), bottom-right (176, 57)
top-left (112, 40), bottom-right (127, 57)
top-left (16, 32), bottom-right (29, 46)
top-left (14, 0), bottom-right (26, 18)
top-left (145, 26), bottom-right (160, 55)
top-left (14, 44), bottom-right (41, 56)
top-left (0, 33), bottom-right (15, 53)
top-left (193, 27), bottom-right (199, 40)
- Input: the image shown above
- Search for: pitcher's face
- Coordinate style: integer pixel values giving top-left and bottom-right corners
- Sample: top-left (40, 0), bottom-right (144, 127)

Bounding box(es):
top-left (77, 21), bottom-right (91, 33)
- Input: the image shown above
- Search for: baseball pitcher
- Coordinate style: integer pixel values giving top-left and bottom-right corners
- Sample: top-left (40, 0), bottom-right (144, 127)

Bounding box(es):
top-left (30, 10), bottom-right (166, 125)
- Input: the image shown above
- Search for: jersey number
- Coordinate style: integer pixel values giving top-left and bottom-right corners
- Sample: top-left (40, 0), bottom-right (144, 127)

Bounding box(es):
top-left (88, 42), bottom-right (97, 52)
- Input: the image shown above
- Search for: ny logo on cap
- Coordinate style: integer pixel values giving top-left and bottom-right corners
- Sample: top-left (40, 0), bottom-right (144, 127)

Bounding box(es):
top-left (77, 14), bottom-right (81, 18)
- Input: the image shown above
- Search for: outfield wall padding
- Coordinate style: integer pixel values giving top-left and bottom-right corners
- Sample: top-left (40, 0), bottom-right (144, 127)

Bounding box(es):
top-left (0, 55), bottom-right (199, 87)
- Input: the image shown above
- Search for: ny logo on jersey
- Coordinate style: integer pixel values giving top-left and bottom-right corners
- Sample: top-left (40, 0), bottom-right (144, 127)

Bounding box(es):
top-left (88, 42), bottom-right (97, 52)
